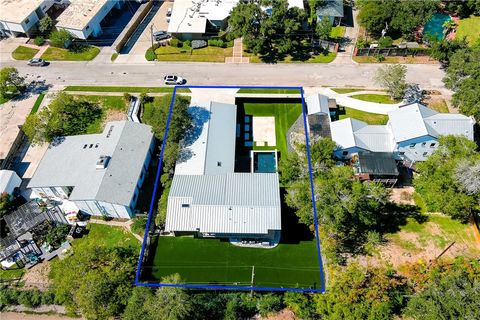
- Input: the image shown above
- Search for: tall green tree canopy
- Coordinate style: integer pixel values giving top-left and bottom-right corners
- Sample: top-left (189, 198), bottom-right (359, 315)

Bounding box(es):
top-left (414, 135), bottom-right (480, 221)
top-left (22, 93), bottom-right (102, 144)
top-left (0, 67), bottom-right (25, 99)
top-left (374, 64), bottom-right (408, 100)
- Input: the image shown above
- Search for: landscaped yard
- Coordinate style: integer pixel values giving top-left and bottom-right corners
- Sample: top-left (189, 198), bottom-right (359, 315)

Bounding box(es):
top-left (242, 100), bottom-right (303, 156)
top-left (154, 46), bottom-right (233, 62)
top-left (331, 88), bottom-right (364, 94)
top-left (330, 26), bottom-right (346, 39)
top-left (41, 46), bottom-right (100, 61)
top-left (456, 15), bottom-right (480, 46)
top-left (339, 107), bottom-right (389, 125)
top-left (70, 95), bottom-right (127, 134)
top-left (146, 236), bottom-right (320, 288)
top-left (247, 51), bottom-right (337, 63)
top-left (30, 93), bottom-right (45, 114)
top-left (350, 93), bottom-right (401, 104)
top-left (12, 46), bottom-right (39, 60)
top-left (0, 266), bottom-right (25, 281)
top-left (73, 223), bottom-right (140, 250)
top-left (64, 86), bottom-right (190, 93)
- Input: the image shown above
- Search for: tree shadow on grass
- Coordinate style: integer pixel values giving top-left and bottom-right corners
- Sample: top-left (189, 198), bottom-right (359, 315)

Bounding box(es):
top-left (377, 203), bottom-right (428, 234)
top-left (279, 188), bottom-right (314, 244)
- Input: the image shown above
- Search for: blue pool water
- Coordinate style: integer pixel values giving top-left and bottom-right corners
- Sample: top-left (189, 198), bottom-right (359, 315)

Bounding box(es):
top-left (254, 152), bottom-right (277, 173)
top-left (424, 13), bottom-right (452, 41)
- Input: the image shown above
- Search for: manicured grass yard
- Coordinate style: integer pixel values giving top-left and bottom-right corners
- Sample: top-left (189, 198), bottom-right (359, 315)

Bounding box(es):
top-left (71, 95), bottom-right (127, 134)
top-left (456, 16), bottom-right (480, 46)
top-left (0, 266), bottom-right (25, 281)
top-left (339, 107), bottom-right (389, 125)
top-left (41, 46), bottom-right (100, 61)
top-left (147, 236), bottom-right (320, 288)
top-left (330, 26), bottom-right (346, 39)
top-left (237, 88), bottom-right (301, 94)
top-left (30, 93), bottom-right (45, 114)
top-left (74, 223), bottom-right (140, 250)
top-left (331, 88), bottom-right (364, 94)
top-left (243, 101), bottom-right (303, 155)
top-left (426, 99), bottom-right (449, 113)
top-left (248, 52), bottom-right (337, 63)
top-left (64, 86), bottom-right (190, 93)
top-left (155, 46), bottom-right (233, 62)
top-left (12, 46), bottom-right (39, 60)
top-left (350, 93), bottom-right (401, 104)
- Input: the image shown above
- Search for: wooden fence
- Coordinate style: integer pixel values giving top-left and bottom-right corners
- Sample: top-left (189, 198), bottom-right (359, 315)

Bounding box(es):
top-left (355, 47), bottom-right (431, 57)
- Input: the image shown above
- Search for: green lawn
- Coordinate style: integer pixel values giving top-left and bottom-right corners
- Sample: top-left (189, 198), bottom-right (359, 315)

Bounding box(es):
top-left (64, 86), bottom-right (190, 93)
top-left (330, 26), bottom-right (346, 39)
top-left (41, 46), bottom-right (100, 61)
top-left (74, 223), bottom-right (140, 250)
top-left (426, 99), bottom-right (449, 113)
top-left (0, 266), bottom-right (25, 281)
top-left (386, 214), bottom-right (480, 256)
top-left (456, 16), bottom-right (480, 46)
top-left (350, 93), bottom-right (401, 104)
top-left (70, 95), bottom-right (127, 134)
top-left (12, 46), bottom-right (39, 60)
top-left (339, 107), bottom-right (389, 125)
top-left (146, 236), bottom-right (320, 288)
top-left (154, 46), bottom-right (233, 62)
top-left (30, 93), bottom-right (45, 114)
top-left (242, 100), bottom-right (303, 155)
top-left (331, 88), bottom-right (364, 94)
top-left (237, 88), bottom-right (301, 94)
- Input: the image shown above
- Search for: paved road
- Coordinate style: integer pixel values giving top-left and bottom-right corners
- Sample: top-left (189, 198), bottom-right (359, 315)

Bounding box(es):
top-left (1, 60), bottom-right (447, 90)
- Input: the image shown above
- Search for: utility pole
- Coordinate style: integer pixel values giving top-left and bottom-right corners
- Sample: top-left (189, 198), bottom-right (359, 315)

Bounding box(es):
top-left (150, 24), bottom-right (154, 49)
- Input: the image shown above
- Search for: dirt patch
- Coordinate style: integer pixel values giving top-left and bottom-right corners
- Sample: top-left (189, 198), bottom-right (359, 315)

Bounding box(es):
top-left (258, 309), bottom-right (297, 320)
top-left (105, 109), bottom-right (127, 122)
top-left (0, 312), bottom-right (79, 320)
top-left (390, 187), bottom-right (415, 205)
top-left (22, 262), bottom-right (51, 291)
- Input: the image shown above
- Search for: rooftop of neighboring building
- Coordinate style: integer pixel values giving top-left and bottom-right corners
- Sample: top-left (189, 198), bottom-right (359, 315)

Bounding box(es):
top-left (0, 0), bottom-right (43, 24)
top-left (316, 0), bottom-right (344, 18)
top-left (55, 0), bottom-right (110, 30)
top-left (27, 121), bottom-right (154, 206)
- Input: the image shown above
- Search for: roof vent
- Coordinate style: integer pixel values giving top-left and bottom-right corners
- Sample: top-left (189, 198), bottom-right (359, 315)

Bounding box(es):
top-left (96, 155), bottom-right (110, 170)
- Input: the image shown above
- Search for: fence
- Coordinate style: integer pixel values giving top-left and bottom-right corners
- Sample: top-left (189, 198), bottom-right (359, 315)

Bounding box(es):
top-left (355, 47), bottom-right (431, 57)
top-left (312, 39), bottom-right (339, 52)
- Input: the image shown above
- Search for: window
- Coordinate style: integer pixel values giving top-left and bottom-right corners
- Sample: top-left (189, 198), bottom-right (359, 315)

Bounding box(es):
top-left (430, 143), bottom-right (436, 148)
top-left (181, 204), bottom-right (190, 208)
top-left (423, 152), bottom-right (428, 156)
top-left (24, 18), bottom-right (30, 24)
top-left (409, 143), bottom-right (416, 148)
top-left (342, 151), bottom-right (348, 156)
top-left (86, 25), bottom-right (90, 30)
top-left (421, 142), bottom-right (426, 147)
top-left (50, 187), bottom-right (61, 197)
top-left (399, 152), bottom-right (405, 156)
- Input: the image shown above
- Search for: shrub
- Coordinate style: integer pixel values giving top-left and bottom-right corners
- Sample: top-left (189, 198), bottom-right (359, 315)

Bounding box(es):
top-left (208, 39), bottom-right (225, 47)
top-left (38, 16), bottom-right (53, 34)
top-left (357, 37), bottom-right (368, 49)
top-left (46, 223), bottom-right (70, 248)
top-left (41, 291), bottom-right (55, 305)
top-left (191, 40), bottom-right (207, 49)
top-left (257, 294), bottom-right (284, 317)
top-left (145, 48), bottom-right (156, 61)
top-left (183, 40), bottom-right (191, 48)
top-left (123, 92), bottom-right (132, 103)
top-left (227, 40), bottom-right (234, 47)
top-left (169, 38), bottom-right (183, 48)
top-left (34, 36), bottom-right (45, 46)
top-left (49, 29), bottom-right (72, 48)
top-left (375, 54), bottom-right (386, 62)
top-left (378, 36), bottom-right (393, 48)
top-left (139, 92), bottom-right (150, 104)
top-left (131, 217), bottom-right (147, 236)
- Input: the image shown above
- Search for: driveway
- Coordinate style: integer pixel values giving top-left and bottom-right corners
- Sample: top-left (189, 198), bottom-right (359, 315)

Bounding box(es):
top-left (115, 1), bottom-right (173, 64)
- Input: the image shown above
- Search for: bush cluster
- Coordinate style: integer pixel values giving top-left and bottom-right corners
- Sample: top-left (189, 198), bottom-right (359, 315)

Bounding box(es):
top-left (169, 38), bottom-right (182, 48)
top-left (0, 287), bottom-right (56, 310)
top-left (34, 36), bottom-right (45, 46)
top-left (145, 48), bottom-right (156, 61)
top-left (208, 39), bottom-right (227, 48)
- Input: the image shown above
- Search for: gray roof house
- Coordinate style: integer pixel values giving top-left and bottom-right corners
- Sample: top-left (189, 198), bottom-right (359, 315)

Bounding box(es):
top-left (316, 0), bottom-right (344, 24)
top-left (330, 102), bottom-right (475, 162)
top-left (165, 101), bottom-right (281, 241)
top-left (28, 121), bottom-right (155, 219)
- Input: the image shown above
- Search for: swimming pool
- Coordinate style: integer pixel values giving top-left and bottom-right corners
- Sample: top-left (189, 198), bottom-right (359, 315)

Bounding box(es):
top-left (424, 13), bottom-right (452, 41)
top-left (253, 151), bottom-right (277, 173)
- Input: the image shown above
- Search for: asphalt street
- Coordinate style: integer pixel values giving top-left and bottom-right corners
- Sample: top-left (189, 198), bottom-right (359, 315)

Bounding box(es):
top-left (1, 60), bottom-right (447, 90)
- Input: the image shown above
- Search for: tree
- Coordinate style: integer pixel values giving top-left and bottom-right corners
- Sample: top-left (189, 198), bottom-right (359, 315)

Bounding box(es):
top-left (144, 274), bottom-right (192, 320)
top-left (316, 16), bottom-right (332, 40)
top-left (0, 192), bottom-right (11, 218)
top-left (256, 293), bottom-right (284, 317)
top-left (38, 16), bottom-right (53, 34)
top-left (455, 160), bottom-right (480, 196)
top-left (279, 150), bottom-right (304, 185)
top-left (0, 67), bottom-right (25, 99)
top-left (223, 293), bottom-right (257, 320)
top-left (314, 264), bottom-right (407, 319)
top-left (429, 38), bottom-right (468, 64)
top-left (46, 224), bottom-right (70, 248)
top-left (49, 29), bottom-right (72, 48)
top-left (414, 135), bottom-right (479, 222)
top-left (283, 292), bottom-right (315, 320)
top-left (122, 287), bottom-right (155, 320)
top-left (443, 44), bottom-right (480, 121)
top-left (285, 179), bottom-right (314, 226)
top-left (314, 166), bottom-right (390, 253)
top-left (374, 64), bottom-right (408, 100)
top-left (22, 93), bottom-right (102, 144)
top-left (404, 257), bottom-right (480, 320)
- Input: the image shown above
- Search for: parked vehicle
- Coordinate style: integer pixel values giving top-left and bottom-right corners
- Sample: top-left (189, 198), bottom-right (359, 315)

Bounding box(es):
top-left (27, 58), bottom-right (47, 66)
top-left (166, 8), bottom-right (172, 17)
top-left (153, 31), bottom-right (170, 41)
top-left (164, 75), bottom-right (184, 85)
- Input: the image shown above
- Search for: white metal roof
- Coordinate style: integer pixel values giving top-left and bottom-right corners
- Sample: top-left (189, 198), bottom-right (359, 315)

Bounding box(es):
top-left (28, 121), bottom-right (154, 206)
top-left (306, 94), bottom-right (330, 115)
top-left (330, 118), bottom-right (368, 149)
top-left (0, 0), bottom-right (43, 24)
top-left (56, 0), bottom-right (109, 31)
top-left (166, 173), bottom-right (281, 234)
top-left (0, 170), bottom-right (21, 195)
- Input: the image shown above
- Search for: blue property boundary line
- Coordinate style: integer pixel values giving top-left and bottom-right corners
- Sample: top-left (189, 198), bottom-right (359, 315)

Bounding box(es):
top-left (134, 85), bottom-right (325, 293)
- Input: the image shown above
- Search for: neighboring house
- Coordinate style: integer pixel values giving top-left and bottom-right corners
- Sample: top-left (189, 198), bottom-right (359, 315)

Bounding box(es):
top-left (0, 170), bottom-right (22, 197)
top-left (0, 0), bottom-right (55, 37)
top-left (28, 121), bottom-right (155, 219)
top-left (352, 152), bottom-right (399, 187)
top-left (0, 200), bottom-right (68, 269)
top-left (305, 94), bottom-right (337, 139)
top-left (165, 101), bottom-right (282, 242)
top-left (316, 0), bottom-right (344, 25)
top-left (168, 0), bottom-right (304, 40)
top-left (329, 102), bottom-right (475, 162)
top-left (55, 0), bottom-right (121, 39)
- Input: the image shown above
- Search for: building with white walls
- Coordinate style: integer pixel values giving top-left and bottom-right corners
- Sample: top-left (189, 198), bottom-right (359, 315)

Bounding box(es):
top-left (0, 0), bottom-right (55, 37)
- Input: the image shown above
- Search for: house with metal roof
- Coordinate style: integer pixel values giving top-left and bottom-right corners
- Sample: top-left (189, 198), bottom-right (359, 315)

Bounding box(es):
top-left (28, 121), bottom-right (155, 219)
top-left (352, 152), bottom-right (399, 187)
top-left (316, 0), bottom-right (344, 25)
top-left (0, 0), bottom-right (56, 37)
top-left (165, 100), bottom-right (282, 242)
top-left (329, 102), bottom-right (475, 162)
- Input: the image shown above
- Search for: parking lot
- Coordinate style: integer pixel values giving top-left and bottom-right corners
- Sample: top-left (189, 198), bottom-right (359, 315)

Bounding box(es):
top-left (115, 1), bottom-right (173, 63)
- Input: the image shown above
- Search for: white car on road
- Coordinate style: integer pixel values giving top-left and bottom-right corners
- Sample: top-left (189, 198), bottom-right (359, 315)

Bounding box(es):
top-left (164, 75), bottom-right (184, 85)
